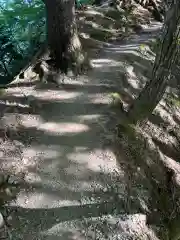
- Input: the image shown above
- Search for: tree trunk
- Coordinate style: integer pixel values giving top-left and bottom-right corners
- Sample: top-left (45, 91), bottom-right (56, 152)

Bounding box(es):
top-left (43, 0), bottom-right (87, 75)
top-left (128, 0), bottom-right (180, 124)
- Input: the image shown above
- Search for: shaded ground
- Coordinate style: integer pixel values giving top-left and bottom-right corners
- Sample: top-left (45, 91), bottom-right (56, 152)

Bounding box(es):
top-left (0, 60), bottom-right (123, 239)
top-left (1, 20), bottom-right (180, 240)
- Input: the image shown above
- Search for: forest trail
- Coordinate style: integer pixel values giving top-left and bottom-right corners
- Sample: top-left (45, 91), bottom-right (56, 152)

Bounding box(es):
top-left (0, 21), bottom-right (162, 239)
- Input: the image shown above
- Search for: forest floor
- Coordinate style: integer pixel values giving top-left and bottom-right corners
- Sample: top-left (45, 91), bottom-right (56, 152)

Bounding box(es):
top-left (0, 6), bottom-right (180, 240)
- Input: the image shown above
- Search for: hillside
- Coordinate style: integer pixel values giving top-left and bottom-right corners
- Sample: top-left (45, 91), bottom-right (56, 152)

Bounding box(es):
top-left (0, 3), bottom-right (180, 240)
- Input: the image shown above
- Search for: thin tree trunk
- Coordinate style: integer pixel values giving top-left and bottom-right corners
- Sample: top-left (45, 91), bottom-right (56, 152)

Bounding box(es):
top-left (43, 0), bottom-right (87, 74)
top-left (128, 0), bottom-right (180, 124)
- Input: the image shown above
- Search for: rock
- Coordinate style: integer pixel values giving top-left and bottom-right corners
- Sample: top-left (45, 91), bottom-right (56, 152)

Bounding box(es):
top-left (8, 175), bottom-right (21, 185)
top-left (13, 140), bottom-right (24, 147)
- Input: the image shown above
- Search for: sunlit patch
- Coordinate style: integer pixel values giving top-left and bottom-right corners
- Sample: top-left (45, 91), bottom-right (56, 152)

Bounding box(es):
top-left (12, 186), bottom-right (82, 209)
top-left (14, 191), bottom-right (80, 208)
top-left (12, 192), bottom-right (45, 208)
top-left (24, 172), bottom-right (42, 184)
top-left (19, 114), bottom-right (43, 128)
top-left (22, 148), bottom-right (44, 167)
top-left (77, 114), bottom-right (101, 122)
top-left (68, 149), bottom-right (117, 173)
top-left (39, 122), bottom-right (90, 135)
top-left (6, 89), bottom-right (81, 102)
top-left (104, 46), bottom-right (140, 53)
top-left (41, 224), bottom-right (84, 239)
top-left (31, 90), bottom-right (81, 101)
top-left (23, 146), bottom-right (60, 162)
top-left (125, 65), bottom-right (140, 90)
top-left (80, 32), bottom-right (90, 39)
top-left (84, 9), bottom-right (104, 16)
top-left (0, 99), bottom-right (29, 108)
top-left (88, 94), bottom-right (109, 104)
top-left (91, 58), bottom-right (122, 68)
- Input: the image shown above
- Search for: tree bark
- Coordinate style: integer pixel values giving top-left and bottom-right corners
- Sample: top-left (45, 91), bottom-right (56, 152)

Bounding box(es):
top-left (43, 0), bottom-right (88, 75)
top-left (128, 0), bottom-right (180, 124)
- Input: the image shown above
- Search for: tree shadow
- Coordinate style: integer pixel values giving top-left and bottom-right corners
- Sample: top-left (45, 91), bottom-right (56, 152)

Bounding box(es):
top-left (152, 138), bottom-right (180, 160)
top-left (148, 113), bottom-right (166, 128)
top-left (110, 119), bottom-right (180, 239)
top-left (0, 22), bottom-right (166, 239)
top-left (8, 199), bottom-right (127, 239)
top-left (2, 80), bottom-right (39, 89)
top-left (35, 81), bottom-right (117, 93)
top-left (89, 40), bottom-right (154, 105)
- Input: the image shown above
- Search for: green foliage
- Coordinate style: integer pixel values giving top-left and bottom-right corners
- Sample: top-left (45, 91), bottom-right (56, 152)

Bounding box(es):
top-left (167, 95), bottom-right (180, 108)
top-left (0, 0), bottom-right (45, 84)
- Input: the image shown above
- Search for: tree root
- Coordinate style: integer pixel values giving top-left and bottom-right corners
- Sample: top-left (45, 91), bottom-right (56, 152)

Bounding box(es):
top-left (133, 0), bottom-right (164, 22)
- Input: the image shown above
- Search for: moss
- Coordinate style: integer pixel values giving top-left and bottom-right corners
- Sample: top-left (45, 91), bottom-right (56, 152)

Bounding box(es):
top-left (170, 97), bottom-right (180, 107)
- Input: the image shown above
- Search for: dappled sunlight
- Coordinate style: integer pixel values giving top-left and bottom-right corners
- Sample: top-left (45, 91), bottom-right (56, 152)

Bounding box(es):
top-left (23, 146), bottom-right (60, 162)
top-left (0, 14), bottom-right (169, 239)
top-left (19, 114), bottom-right (43, 128)
top-left (86, 93), bottom-right (110, 104)
top-left (14, 192), bottom-right (47, 208)
top-left (76, 114), bottom-right (101, 122)
top-left (41, 226), bottom-right (84, 240)
top-left (83, 9), bottom-right (104, 17)
top-left (84, 19), bottom-right (117, 33)
top-left (0, 99), bottom-right (29, 109)
top-left (7, 89), bottom-right (82, 102)
top-left (21, 147), bottom-right (45, 168)
top-left (38, 122), bottom-right (90, 135)
top-left (14, 190), bottom-right (81, 208)
top-left (85, 20), bottom-right (100, 29)
top-left (125, 65), bottom-right (141, 90)
top-left (142, 22), bottom-right (162, 32)
top-left (12, 146), bottom-right (119, 210)
top-left (155, 99), bottom-right (178, 127)
top-left (1, 113), bottom-right (21, 129)
top-left (33, 90), bottom-right (82, 101)
top-left (68, 148), bottom-right (117, 173)
top-left (91, 58), bottom-right (124, 68)
top-left (104, 45), bottom-right (142, 52)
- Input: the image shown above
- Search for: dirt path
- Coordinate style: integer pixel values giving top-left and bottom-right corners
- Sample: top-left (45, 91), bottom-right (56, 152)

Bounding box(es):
top-left (0, 21), bottom-right (162, 239)
top-left (1, 71), bottom-right (120, 240)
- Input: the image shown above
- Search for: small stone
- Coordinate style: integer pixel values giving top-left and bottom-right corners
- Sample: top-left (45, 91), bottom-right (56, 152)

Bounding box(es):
top-left (7, 215), bottom-right (12, 222)
top-left (8, 175), bottom-right (20, 185)
top-left (13, 140), bottom-right (23, 147)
